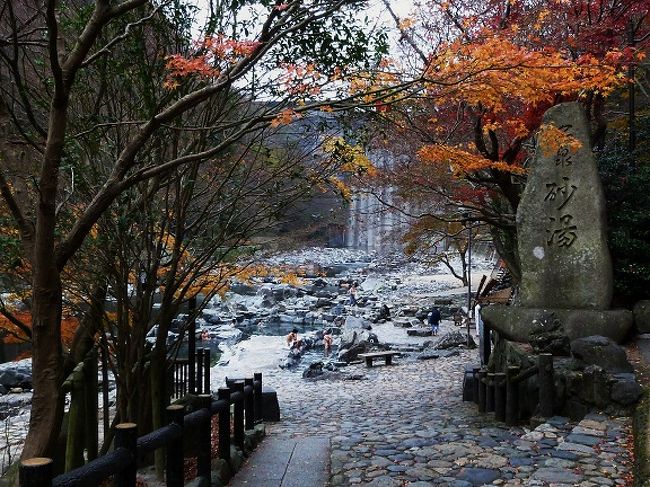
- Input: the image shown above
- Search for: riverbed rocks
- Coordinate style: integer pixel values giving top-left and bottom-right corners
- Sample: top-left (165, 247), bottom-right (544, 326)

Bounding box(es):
top-left (0, 359), bottom-right (31, 390)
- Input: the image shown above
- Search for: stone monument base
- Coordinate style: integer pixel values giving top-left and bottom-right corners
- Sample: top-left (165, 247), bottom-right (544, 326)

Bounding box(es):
top-left (482, 306), bottom-right (633, 344)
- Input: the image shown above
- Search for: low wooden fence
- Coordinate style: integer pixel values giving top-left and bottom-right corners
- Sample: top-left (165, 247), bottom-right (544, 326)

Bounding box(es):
top-left (170, 347), bottom-right (212, 399)
top-left (466, 353), bottom-right (555, 425)
top-left (18, 373), bottom-right (264, 487)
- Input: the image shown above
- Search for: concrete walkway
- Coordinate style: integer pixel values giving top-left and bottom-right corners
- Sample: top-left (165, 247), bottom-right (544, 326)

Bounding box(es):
top-left (229, 436), bottom-right (330, 487)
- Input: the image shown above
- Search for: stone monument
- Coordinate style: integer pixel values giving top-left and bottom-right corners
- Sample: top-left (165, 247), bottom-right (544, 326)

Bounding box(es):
top-left (483, 102), bottom-right (633, 344)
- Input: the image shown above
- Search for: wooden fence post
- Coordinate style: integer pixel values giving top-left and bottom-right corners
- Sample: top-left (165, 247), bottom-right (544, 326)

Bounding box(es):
top-left (494, 372), bottom-right (506, 422)
top-left (253, 373), bottom-right (263, 422)
top-left (203, 349), bottom-right (211, 394)
top-left (244, 378), bottom-right (254, 430)
top-left (218, 387), bottom-right (231, 462)
top-left (506, 366), bottom-right (520, 426)
top-left (19, 458), bottom-right (53, 487)
top-left (197, 394), bottom-right (212, 482)
top-left (486, 372), bottom-right (495, 413)
top-left (538, 353), bottom-right (554, 418)
top-left (114, 423), bottom-right (138, 487)
top-left (166, 405), bottom-right (185, 487)
top-left (472, 367), bottom-right (480, 404)
top-left (478, 368), bottom-right (487, 413)
top-left (232, 381), bottom-right (245, 448)
top-left (196, 348), bottom-right (204, 395)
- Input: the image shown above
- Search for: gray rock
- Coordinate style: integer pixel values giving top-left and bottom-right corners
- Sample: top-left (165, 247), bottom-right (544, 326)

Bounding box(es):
top-left (433, 331), bottom-right (474, 350)
top-left (633, 300), bottom-right (650, 333)
top-left (570, 336), bottom-right (633, 373)
top-left (517, 102), bottom-right (613, 309)
top-left (610, 378), bottom-right (642, 406)
top-left (343, 315), bottom-right (372, 330)
top-left (482, 306), bottom-right (632, 344)
top-left (0, 359), bottom-right (32, 388)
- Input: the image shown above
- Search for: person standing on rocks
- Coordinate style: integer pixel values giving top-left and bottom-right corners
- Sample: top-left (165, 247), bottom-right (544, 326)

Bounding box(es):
top-left (428, 306), bottom-right (441, 336)
top-left (348, 281), bottom-right (359, 306)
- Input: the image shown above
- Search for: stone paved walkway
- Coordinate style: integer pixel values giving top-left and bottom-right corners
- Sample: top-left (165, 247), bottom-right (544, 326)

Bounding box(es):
top-left (252, 349), bottom-right (633, 487)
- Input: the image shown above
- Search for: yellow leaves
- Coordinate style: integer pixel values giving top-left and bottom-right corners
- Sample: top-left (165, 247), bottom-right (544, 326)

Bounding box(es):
top-left (537, 124), bottom-right (582, 157)
top-left (270, 108), bottom-right (301, 128)
top-left (418, 144), bottom-right (526, 176)
top-left (323, 137), bottom-right (377, 178)
top-left (329, 177), bottom-right (352, 201)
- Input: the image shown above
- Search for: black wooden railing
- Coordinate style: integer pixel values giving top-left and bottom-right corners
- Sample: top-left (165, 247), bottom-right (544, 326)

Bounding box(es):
top-left (19, 373), bottom-right (264, 487)
top-left (466, 353), bottom-right (555, 425)
top-left (170, 348), bottom-right (212, 400)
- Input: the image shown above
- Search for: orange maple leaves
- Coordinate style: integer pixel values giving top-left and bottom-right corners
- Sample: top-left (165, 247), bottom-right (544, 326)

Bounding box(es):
top-left (164, 35), bottom-right (262, 88)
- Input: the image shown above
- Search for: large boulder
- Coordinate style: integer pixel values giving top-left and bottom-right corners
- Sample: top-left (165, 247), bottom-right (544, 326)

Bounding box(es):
top-left (343, 315), bottom-right (372, 330)
top-left (482, 306), bottom-right (633, 344)
top-left (339, 329), bottom-right (378, 350)
top-left (432, 331), bottom-right (475, 350)
top-left (0, 359), bottom-right (32, 389)
top-left (570, 336), bottom-right (633, 373)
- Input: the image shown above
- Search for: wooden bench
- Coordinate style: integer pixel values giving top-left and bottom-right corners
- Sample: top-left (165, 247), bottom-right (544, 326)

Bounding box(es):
top-left (357, 351), bottom-right (400, 367)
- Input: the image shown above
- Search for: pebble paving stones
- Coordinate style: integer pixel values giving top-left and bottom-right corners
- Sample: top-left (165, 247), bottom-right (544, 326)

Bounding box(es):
top-left (264, 349), bottom-right (633, 487)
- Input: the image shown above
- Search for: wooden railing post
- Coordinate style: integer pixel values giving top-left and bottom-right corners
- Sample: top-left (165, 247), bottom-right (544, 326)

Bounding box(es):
top-left (218, 387), bottom-right (231, 462)
top-left (232, 381), bottom-right (245, 448)
top-left (494, 372), bottom-right (506, 422)
top-left (166, 405), bottom-right (185, 487)
top-left (196, 348), bottom-right (204, 394)
top-left (19, 458), bottom-right (53, 487)
top-left (478, 368), bottom-right (487, 413)
top-left (114, 423), bottom-right (138, 487)
top-left (203, 349), bottom-right (211, 394)
top-left (472, 367), bottom-right (480, 404)
top-left (482, 322), bottom-right (491, 365)
top-left (253, 373), bottom-right (263, 422)
top-left (506, 366), bottom-right (520, 426)
top-left (538, 353), bottom-right (554, 418)
top-left (197, 394), bottom-right (212, 482)
top-left (244, 378), bottom-right (254, 430)
top-left (486, 372), bottom-right (495, 413)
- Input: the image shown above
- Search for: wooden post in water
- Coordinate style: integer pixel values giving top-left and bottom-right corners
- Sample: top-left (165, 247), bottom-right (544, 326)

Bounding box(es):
top-left (114, 423), bottom-right (138, 487)
top-left (197, 395), bottom-right (212, 482)
top-left (218, 387), bottom-right (231, 462)
top-left (494, 372), bottom-right (506, 422)
top-left (232, 381), bottom-right (245, 448)
top-left (538, 353), bottom-right (554, 418)
top-left (19, 458), bottom-right (53, 487)
top-left (505, 366), bottom-right (520, 426)
top-left (166, 405), bottom-right (185, 487)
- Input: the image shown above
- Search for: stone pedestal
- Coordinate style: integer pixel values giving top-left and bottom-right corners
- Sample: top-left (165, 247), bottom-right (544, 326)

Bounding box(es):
top-left (482, 306), bottom-right (633, 344)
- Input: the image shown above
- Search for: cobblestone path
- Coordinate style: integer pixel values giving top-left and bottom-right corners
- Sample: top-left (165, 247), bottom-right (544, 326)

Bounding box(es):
top-left (263, 350), bottom-right (633, 487)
